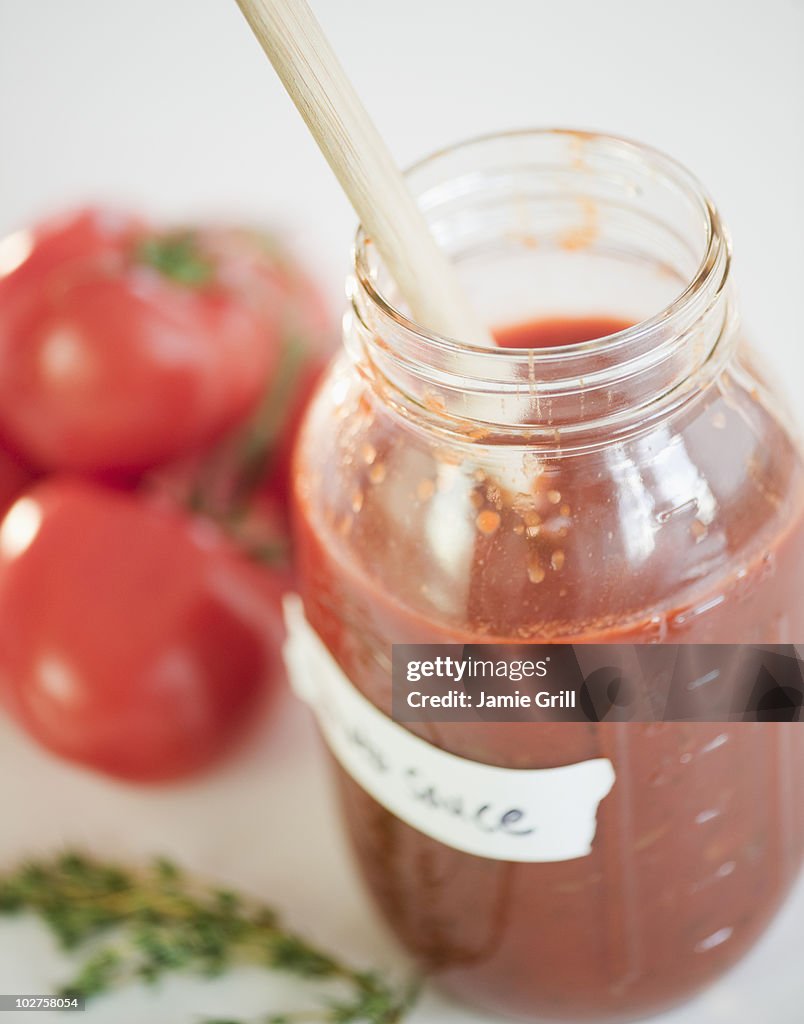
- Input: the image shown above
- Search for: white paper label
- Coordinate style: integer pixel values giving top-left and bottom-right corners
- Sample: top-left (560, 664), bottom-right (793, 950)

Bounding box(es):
top-left (283, 595), bottom-right (616, 863)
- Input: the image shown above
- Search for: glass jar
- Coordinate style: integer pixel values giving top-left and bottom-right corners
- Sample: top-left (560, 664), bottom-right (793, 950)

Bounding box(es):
top-left (290, 131), bottom-right (804, 1022)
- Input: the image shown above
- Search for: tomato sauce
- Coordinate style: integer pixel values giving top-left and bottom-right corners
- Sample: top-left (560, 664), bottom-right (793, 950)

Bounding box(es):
top-left (293, 315), bottom-right (804, 1021)
top-left (495, 316), bottom-right (632, 349)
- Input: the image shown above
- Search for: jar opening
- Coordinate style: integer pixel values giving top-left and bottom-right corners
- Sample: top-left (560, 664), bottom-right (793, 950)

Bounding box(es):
top-left (348, 129), bottom-right (734, 447)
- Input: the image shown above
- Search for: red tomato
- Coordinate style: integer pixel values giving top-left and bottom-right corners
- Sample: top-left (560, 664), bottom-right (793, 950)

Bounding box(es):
top-left (180, 225), bottom-right (334, 510)
top-left (0, 478), bottom-right (282, 782)
top-left (150, 464), bottom-right (295, 586)
top-left (0, 439), bottom-right (35, 518)
top-left (0, 208), bottom-right (144, 297)
top-left (0, 211), bottom-right (283, 473)
top-left (146, 232), bottom-right (335, 565)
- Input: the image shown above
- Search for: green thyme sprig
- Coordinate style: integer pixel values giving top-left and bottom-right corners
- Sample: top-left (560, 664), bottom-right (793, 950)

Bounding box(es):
top-left (0, 852), bottom-right (418, 1024)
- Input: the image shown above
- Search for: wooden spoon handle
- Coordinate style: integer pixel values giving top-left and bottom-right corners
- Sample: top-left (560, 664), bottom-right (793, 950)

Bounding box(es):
top-left (235, 0), bottom-right (493, 345)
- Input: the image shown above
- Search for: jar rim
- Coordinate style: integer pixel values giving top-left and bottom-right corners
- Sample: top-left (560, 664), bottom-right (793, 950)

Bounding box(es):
top-left (353, 127), bottom-right (730, 363)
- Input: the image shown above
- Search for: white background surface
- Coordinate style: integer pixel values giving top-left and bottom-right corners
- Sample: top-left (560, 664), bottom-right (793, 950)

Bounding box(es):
top-left (0, 1), bottom-right (802, 1022)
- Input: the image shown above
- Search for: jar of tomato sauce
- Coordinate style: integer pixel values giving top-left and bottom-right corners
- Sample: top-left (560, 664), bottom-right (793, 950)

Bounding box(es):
top-left (288, 131), bottom-right (804, 1022)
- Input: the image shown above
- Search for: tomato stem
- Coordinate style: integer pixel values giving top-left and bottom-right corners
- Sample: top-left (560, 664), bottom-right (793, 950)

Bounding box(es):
top-left (233, 332), bottom-right (310, 501)
top-left (136, 232), bottom-right (214, 287)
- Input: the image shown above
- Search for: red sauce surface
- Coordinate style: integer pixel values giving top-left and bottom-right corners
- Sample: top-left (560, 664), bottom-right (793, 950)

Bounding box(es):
top-left (293, 316), bottom-right (804, 1022)
top-left (495, 316), bottom-right (632, 348)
